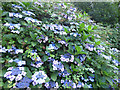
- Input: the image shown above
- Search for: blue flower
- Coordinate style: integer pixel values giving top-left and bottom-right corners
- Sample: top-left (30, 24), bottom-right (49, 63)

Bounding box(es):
top-left (87, 84), bottom-right (93, 88)
top-left (86, 43), bottom-right (95, 51)
top-left (12, 4), bottom-right (23, 9)
top-left (32, 71), bottom-right (47, 86)
top-left (11, 68), bottom-right (22, 75)
top-left (52, 60), bottom-right (64, 71)
top-left (44, 81), bottom-right (59, 88)
top-left (62, 80), bottom-right (75, 88)
top-left (88, 76), bottom-right (94, 82)
top-left (16, 82), bottom-right (30, 88)
top-left (45, 51), bottom-right (50, 56)
top-left (48, 43), bottom-right (58, 51)
top-left (60, 53), bottom-right (74, 62)
top-left (77, 54), bottom-right (86, 62)
top-left (112, 60), bottom-right (119, 66)
top-left (59, 69), bottom-right (70, 77)
top-left (22, 11), bottom-right (35, 16)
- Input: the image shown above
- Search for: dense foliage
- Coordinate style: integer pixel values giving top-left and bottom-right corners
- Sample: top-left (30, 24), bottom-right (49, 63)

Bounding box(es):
top-left (1, 1), bottom-right (119, 89)
top-left (74, 2), bottom-right (119, 26)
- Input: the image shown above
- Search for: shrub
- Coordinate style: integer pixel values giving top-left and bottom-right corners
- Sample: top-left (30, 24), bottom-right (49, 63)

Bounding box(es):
top-left (1, 1), bottom-right (119, 89)
top-left (74, 2), bottom-right (119, 26)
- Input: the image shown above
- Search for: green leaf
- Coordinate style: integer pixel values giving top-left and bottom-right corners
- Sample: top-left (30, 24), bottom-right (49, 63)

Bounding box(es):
top-left (88, 25), bottom-right (92, 30)
top-left (24, 67), bottom-right (32, 78)
top-left (93, 26), bottom-right (97, 29)
top-left (18, 39), bottom-right (23, 44)
top-left (79, 23), bottom-right (85, 28)
top-left (105, 77), bottom-right (113, 86)
top-left (30, 32), bottom-right (35, 39)
top-left (64, 27), bottom-right (70, 33)
top-left (50, 54), bottom-right (55, 58)
top-left (75, 46), bottom-right (83, 52)
top-left (31, 42), bottom-right (37, 47)
top-left (45, 77), bottom-right (50, 82)
top-left (83, 84), bottom-right (88, 88)
top-left (42, 55), bottom-right (48, 62)
top-left (51, 72), bottom-right (58, 81)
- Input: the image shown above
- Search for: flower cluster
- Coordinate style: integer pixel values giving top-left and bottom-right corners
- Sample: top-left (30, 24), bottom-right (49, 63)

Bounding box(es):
top-left (36, 35), bottom-right (48, 43)
top-left (52, 60), bottom-right (64, 72)
top-left (9, 12), bottom-right (23, 18)
top-left (15, 77), bottom-right (32, 88)
top-left (9, 59), bottom-right (26, 66)
top-left (4, 67), bottom-right (26, 82)
top-left (47, 42), bottom-right (58, 51)
top-left (61, 80), bottom-right (77, 88)
top-left (85, 43), bottom-right (95, 51)
top-left (60, 53), bottom-right (74, 62)
top-left (44, 81), bottom-right (59, 88)
top-left (58, 69), bottom-right (70, 77)
top-left (0, 45), bottom-right (23, 54)
top-left (2, 1), bottom-right (119, 89)
top-left (22, 11), bottom-right (35, 16)
top-left (12, 4), bottom-right (23, 9)
top-left (58, 40), bottom-right (68, 46)
top-left (24, 17), bottom-right (41, 24)
top-left (32, 71), bottom-right (47, 86)
top-left (4, 23), bottom-right (21, 30)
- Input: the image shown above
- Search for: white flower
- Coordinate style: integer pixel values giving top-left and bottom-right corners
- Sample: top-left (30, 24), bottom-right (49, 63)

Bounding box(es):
top-left (37, 78), bottom-right (45, 84)
top-left (4, 23), bottom-right (10, 26)
top-left (18, 67), bottom-right (24, 70)
top-left (9, 13), bottom-right (14, 17)
top-left (17, 61), bottom-right (26, 66)
top-left (11, 30), bottom-right (20, 34)
top-left (4, 71), bottom-right (12, 78)
top-left (89, 68), bottom-right (95, 73)
top-left (45, 82), bottom-right (49, 88)
top-left (7, 67), bottom-right (13, 70)
top-left (73, 83), bottom-right (76, 88)
top-left (32, 81), bottom-right (38, 86)
top-left (8, 59), bottom-right (14, 63)
top-left (21, 71), bottom-right (26, 76)
top-left (15, 74), bottom-right (22, 81)
top-left (9, 75), bottom-right (15, 81)
top-left (55, 82), bottom-right (59, 88)
top-left (14, 24), bottom-right (20, 29)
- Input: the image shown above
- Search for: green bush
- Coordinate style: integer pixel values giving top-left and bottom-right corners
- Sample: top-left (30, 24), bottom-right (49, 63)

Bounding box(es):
top-left (1, 1), bottom-right (119, 89)
top-left (74, 2), bottom-right (119, 26)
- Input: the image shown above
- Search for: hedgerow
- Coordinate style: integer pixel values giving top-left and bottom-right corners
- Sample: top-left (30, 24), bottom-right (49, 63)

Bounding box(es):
top-left (1, 1), bottom-right (119, 89)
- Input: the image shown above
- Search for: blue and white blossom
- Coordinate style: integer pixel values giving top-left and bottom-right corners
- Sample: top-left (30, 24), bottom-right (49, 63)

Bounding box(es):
top-left (22, 11), bottom-right (35, 16)
top-left (47, 43), bottom-right (58, 51)
top-left (9, 12), bottom-right (23, 18)
top-left (32, 71), bottom-right (47, 86)
top-left (44, 81), bottom-right (59, 88)
top-left (11, 30), bottom-right (20, 34)
top-left (4, 23), bottom-right (21, 29)
top-left (60, 53), bottom-right (74, 62)
top-left (12, 4), bottom-right (23, 9)
top-left (16, 77), bottom-right (32, 88)
top-left (52, 60), bottom-right (64, 72)
top-left (4, 67), bottom-right (26, 82)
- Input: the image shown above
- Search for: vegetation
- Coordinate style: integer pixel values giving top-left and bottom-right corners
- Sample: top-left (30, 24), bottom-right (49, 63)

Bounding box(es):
top-left (1, 1), bottom-right (119, 89)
